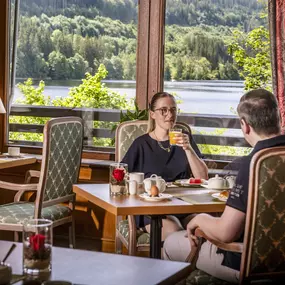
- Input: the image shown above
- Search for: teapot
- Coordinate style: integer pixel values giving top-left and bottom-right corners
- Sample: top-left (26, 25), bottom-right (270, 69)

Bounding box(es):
top-left (143, 174), bottom-right (166, 195)
top-left (208, 174), bottom-right (229, 189)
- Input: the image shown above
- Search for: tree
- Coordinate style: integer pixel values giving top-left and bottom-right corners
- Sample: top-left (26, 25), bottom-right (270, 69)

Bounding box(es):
top-left (227, 26), bottom-right (271, 90)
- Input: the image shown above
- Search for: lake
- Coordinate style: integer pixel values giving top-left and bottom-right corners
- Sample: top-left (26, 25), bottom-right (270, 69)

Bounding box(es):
top-left (14, 80), bottom-right (244, 116)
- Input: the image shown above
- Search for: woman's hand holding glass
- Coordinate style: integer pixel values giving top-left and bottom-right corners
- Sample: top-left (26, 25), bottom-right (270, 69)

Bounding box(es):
top-left (173, 133), bottom-right (193, 151)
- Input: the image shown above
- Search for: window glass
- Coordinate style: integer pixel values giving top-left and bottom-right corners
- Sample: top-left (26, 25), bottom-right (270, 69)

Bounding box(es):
top-left (9, 0), bottom-right (138, 149)
top-left (164, 0), bottom-right (270, 160)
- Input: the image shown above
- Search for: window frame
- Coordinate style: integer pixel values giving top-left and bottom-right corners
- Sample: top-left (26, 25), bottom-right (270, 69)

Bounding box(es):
top-left (0, 0), bottom-right (166, 159)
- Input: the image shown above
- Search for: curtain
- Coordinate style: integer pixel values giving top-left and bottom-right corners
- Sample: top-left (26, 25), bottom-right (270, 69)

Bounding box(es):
top-left (269, 0), bottom-right (285, 129)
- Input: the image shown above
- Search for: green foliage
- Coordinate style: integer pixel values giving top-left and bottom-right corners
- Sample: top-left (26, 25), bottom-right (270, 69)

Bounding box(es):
top-left (53, 64), bottom-right (130, 109)
top-left (10, 64), bottom-right (131, 146)
top-left (16, 78), bottom-right (51, 106)
top-left (15, 0), bottom-right (265, 81)
top-left (227, 26), bottom-right (272, 90)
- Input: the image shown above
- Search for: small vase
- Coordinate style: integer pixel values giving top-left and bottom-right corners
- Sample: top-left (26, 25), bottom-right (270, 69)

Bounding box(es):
top-left (109, 163), bottom-right (128, 196)
top-left (23, 219), bottom-right (53, 279)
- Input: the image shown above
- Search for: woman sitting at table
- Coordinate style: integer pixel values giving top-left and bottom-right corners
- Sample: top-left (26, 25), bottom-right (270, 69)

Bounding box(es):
top-left (121, 91), bottom-right (208, 239)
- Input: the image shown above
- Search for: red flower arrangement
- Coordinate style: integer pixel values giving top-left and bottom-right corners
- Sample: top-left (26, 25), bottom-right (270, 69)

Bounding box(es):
top-left (112, 168), bottom-right (125, 182)
top-left (110, 164), bottom-right (127, 195)
top-left (24, 233), bottom-right (51, 261)
top-left (30, 234), bottom-right (46, 251)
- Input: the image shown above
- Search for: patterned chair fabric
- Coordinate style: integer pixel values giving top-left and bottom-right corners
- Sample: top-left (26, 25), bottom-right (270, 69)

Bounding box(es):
top-left (247, 154), bottom-right (285, 275)
top-left (0, 203), bottom-right (71, 224)
top-left (117, 219), bottom-right (150, 246)
top-left (43, 121), bottom-right (83, 201)
top-left (0, 117), bottom-right (83, 248)
top-left (185, 270), bottom-right (233, 285)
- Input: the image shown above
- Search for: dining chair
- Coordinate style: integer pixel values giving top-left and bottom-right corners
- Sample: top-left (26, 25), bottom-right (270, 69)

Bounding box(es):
top-left (185, 146), bottom-right (285, 284)
top-left (0, 117), bottom-right (83, 248)
top-left (115, 119), bottom-right (192, 256)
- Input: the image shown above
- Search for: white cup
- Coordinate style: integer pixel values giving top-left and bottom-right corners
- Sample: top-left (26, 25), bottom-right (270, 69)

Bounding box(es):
top-left (128, 172), bottom-right (144, 183)
top-left (226, 176), bottom-right (236, 188)
top-left (8, 147), bottom-right (20, 157)
top-left (128, 180), bottom-right (137, 195)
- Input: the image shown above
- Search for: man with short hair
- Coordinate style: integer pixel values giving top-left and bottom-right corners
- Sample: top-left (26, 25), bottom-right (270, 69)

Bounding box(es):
top-left (163, 89), bottom-right (285, 283)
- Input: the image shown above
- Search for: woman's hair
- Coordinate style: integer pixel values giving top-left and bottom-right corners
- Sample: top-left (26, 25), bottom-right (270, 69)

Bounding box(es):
top-left (147, 92), bottom-right (176, 133)
top-left (237, 88), bottom-right (281, 135)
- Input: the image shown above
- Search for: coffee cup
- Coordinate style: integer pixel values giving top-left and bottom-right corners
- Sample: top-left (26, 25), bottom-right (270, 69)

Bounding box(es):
top-left (126, 172), bottom-right (144, 183)
top-left (225, 176), bottom-right (236, 188)
top-left (8, 147), bottom-right (20, 157)
top-left (208, 174), bottom-right (228, 189)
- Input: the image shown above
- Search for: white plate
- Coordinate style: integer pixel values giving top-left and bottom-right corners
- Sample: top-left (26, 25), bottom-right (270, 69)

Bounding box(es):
top-left (175, 179), bottom-right (206, 187)
top-left (139, 193), bottom-right (173, 202)
top-left (211, 193), bottom-right (228, 202)
top-left (201, 184), bottom-right (231, 190)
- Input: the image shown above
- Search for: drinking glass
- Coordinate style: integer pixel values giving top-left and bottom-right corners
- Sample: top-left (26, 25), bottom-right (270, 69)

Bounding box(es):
top-left (23, 219), bottom-right (53, 277)
top-left (109, 163), bottom-right (128, 196)
top-left (169, 128), bottom-right (182, 145)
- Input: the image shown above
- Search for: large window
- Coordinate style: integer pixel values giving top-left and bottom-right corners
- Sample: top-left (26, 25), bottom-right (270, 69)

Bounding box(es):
top-left (8, 0), bottom-right (138, 150)
top-left (164, 0), bottom-right (270, 160)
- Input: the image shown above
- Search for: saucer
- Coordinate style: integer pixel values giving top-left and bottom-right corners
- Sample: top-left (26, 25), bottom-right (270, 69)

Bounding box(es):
top-left (139, 193), bottom-right (172, 202)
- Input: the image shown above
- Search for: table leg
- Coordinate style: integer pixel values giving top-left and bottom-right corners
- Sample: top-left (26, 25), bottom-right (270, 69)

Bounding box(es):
top-left (150, 215), bottom-right (162, 259)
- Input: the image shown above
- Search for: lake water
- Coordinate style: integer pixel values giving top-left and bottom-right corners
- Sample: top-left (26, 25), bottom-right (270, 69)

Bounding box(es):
top-left (14, 80), bottom-right (244, 116)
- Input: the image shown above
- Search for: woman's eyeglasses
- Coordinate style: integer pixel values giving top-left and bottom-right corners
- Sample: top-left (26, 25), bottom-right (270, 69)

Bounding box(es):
top-left (153, 107), bottom-right (179, 116)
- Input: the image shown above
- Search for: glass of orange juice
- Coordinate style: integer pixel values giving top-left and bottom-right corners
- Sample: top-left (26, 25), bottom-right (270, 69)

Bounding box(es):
top-left (169, 128), bottom-right (182, 145)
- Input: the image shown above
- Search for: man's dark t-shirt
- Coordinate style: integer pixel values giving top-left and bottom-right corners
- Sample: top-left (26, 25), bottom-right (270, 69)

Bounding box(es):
top-left (220, 135), bottom-right (285, 271)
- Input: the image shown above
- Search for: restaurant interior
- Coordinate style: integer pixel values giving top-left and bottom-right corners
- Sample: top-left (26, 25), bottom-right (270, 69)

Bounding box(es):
top-left (0, 0), bottom-right (284, 284)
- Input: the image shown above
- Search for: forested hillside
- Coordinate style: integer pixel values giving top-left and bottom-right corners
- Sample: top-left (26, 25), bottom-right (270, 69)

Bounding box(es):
top-left (16, 0), bottom-right (266, 81)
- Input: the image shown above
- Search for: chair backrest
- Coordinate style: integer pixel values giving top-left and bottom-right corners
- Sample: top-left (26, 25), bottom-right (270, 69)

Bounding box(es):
top-left (240, 146), bottom-right (285, 282)
top-left (115, 120), bottom-right (191, 162)
top-left (34, 117), bottom-right (83, 217)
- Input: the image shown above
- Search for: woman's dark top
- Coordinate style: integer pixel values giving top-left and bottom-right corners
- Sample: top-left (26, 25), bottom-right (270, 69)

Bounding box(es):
top-left (121, 132), bottom-right (203, 182)
top-left (121, 132), bottom-right (203, 228)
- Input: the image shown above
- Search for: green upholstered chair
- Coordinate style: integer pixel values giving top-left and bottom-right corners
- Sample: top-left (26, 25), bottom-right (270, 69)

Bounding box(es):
top-left (115, 120), bottom-right (192, 256)
top-left (186, 146), bottom-right (285, 284)
top-left (0, 117), bottom-right (83, 248)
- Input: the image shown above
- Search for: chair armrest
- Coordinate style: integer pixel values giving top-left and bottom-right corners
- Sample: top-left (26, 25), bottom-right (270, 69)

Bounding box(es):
top-left (0, 180), bottom-right (38, 202)
top-left (185, 235), bottom-right (203, 270)
top-left (195, 228), bottom-right (243, 253)
top-left (25, 170), bottom-right (41, 183)
top-left (0, 181), bottom-right (38, 192)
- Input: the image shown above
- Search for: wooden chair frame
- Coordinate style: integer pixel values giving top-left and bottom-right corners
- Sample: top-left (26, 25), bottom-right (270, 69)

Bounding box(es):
top-left (0, 117), bottom-right (83, 248)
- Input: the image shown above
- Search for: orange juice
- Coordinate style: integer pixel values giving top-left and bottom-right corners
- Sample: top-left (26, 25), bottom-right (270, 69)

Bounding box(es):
top-left (169, 129), bottom-right (182, 145)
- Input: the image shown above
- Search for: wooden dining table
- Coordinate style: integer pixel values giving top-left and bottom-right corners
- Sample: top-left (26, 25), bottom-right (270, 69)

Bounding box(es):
top-left (73, 184), bottom-right (226, 259)
top-left (0, 154), bottom-right (37, 169)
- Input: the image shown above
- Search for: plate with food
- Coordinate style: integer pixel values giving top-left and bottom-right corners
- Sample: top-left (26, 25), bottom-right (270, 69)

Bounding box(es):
top-left (211, 190), bottom-right (229, 202)
top-left (174, 178), bottom-right (206, 187)
top-left (139, 193), bottom-right (173, 202)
